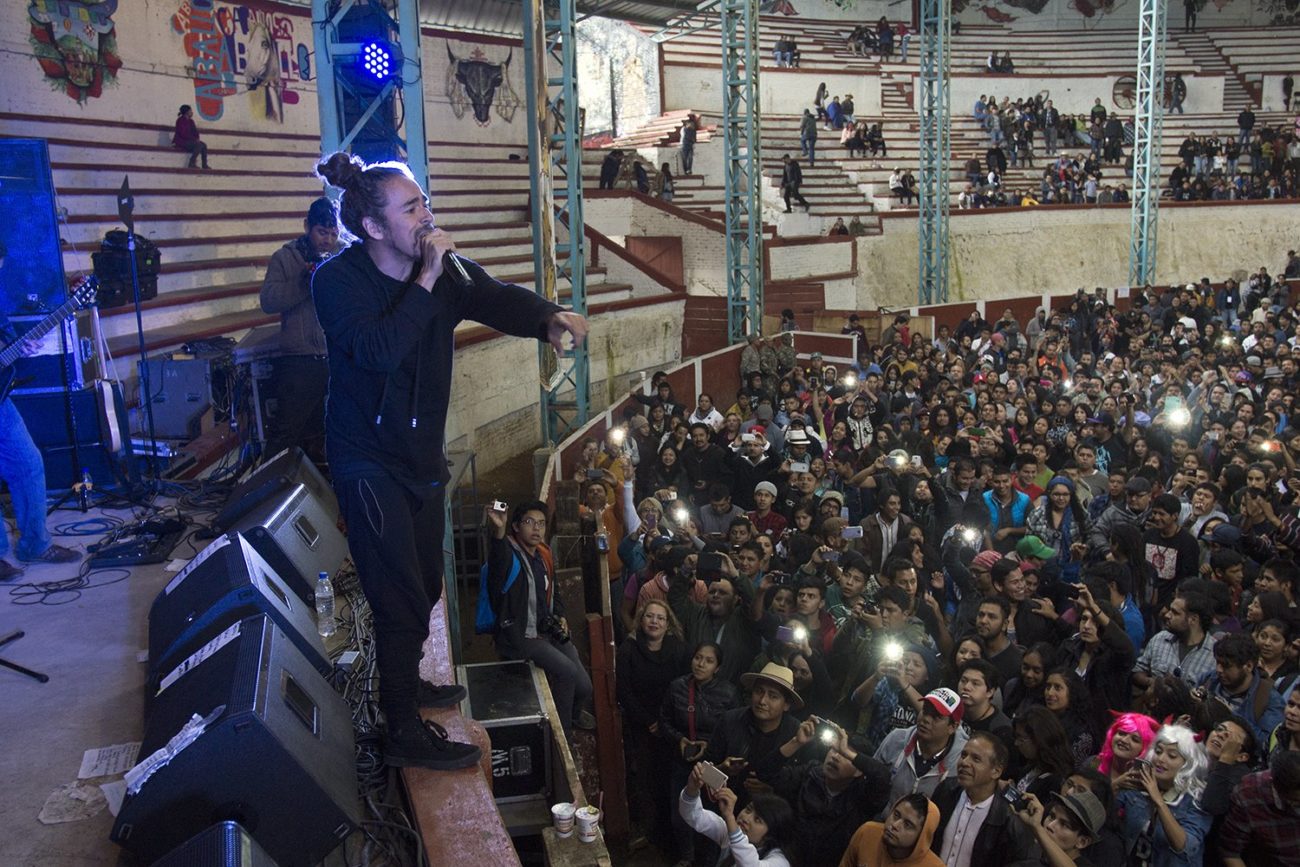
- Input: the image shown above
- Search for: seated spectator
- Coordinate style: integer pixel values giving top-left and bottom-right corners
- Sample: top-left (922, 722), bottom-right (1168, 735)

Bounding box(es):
top-left (172, 104), bottom-right (209, 169)
top-left (485, 502), bottom-right (593, 737)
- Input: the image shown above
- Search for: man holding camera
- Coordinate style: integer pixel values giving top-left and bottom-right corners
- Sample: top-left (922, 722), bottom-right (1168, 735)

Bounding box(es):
top-left (485, 501), bottom-right (593, 737)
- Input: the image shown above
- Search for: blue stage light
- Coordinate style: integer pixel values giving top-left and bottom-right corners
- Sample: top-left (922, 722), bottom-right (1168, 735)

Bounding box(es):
top-left (360, 41), bottom-right (393, 82)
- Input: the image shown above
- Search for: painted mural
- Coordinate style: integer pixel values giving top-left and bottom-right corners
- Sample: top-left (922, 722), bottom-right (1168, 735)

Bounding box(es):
top-left (444, 41), bottom-right (521, 126)
top-left (27, 0), bottom-right (122, 104)
top-left (170, 0), bottom-right (313, 123)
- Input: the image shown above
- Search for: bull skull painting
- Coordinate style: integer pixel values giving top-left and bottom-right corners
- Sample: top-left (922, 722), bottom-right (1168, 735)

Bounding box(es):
top-left (445, 43), bottom-right (521, 125)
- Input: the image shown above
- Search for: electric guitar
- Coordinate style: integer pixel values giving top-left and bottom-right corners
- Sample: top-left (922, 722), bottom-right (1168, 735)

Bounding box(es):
top-left (0, 275), bottom-right (99, 403)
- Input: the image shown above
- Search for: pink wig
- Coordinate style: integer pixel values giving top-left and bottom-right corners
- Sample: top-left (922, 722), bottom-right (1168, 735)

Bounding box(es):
top-left (1097, 712), bottom-right (1160, 775)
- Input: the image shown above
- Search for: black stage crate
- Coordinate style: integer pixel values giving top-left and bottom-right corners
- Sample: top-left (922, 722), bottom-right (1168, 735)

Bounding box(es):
top-left (456, 660), bottom-right (553, 803)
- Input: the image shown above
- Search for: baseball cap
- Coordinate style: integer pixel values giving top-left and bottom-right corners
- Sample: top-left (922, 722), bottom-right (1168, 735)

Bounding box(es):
top-left (1050, 790), bottom-right (1106, 837)
top-left (1088, 412), bottom-right (1116, 428)
top-left (820, 490), bottom-right (846, 506)
top-left (1124, 477), bottom-right (1152, 494)
top-left (1016, 535), bottom-right (1057, 561)
top-left (923, 687), bottom-right (964, 723)
top-left (755, 481), bottom-right (778, 497)
top-left (811, 352), bottom-right (824, 360)
top-left (1209, 523), bottom-right (1241, 546)
top-left (755, 405), bottom-right (774, 422)
top-left (971, 550), bottom-right (1002, 571)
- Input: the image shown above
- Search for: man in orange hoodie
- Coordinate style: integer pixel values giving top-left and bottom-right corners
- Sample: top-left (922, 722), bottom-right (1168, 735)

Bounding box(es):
top-left (839, 793), bottom-right (944, 867)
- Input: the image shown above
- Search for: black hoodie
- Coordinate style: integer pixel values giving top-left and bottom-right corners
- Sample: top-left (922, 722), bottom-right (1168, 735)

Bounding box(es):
top-left (312, 243), bottom-right (560, 486)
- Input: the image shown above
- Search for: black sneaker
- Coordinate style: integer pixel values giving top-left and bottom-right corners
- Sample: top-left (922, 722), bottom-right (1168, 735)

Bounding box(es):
top-left (417, 680), bottom-right (467, 709)
top-left (386, 719), bottom-right (481, 770)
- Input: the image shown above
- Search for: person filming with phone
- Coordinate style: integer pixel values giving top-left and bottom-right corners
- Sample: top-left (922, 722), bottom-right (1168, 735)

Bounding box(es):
top-left (485, 501), bottom-right (593, 737)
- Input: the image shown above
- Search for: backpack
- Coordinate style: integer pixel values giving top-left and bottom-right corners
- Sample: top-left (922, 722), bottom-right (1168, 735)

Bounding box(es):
top-left (474, 542), bottom-right (554, 635)
top-left (475, 557), bottom-right (521, 635)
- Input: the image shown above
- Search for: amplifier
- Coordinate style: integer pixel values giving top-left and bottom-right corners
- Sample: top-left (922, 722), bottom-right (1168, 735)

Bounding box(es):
top-left (152, 821), bottom-right (278, 867)
top-left (138, 356), bottom-right (226, 440)
top-left (229, 482), bottom-right (348, 605)
top-left (457, 660), bottom-right (553, 804)
top-left (92, 231), bottom-right (160, 309)
top-left (147, 533), bottom-right (330, 706)
top-left (112, 614), bottom-right (360, 866)
top-left (214, 447), bottom-right (336, 533)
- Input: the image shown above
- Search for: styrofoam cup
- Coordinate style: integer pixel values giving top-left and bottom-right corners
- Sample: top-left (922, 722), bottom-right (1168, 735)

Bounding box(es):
top-left (575, 805), bottom-right (601, 842)
top-left (552, 802), bottom-right (576, 837)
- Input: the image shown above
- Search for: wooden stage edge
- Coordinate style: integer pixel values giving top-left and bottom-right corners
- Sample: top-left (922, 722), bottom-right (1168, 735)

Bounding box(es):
top-left (403, 599), bottom-right (613, 866)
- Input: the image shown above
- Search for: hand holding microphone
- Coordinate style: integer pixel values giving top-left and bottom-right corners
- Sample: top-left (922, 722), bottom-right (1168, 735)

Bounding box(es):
top-left (415, 226), bottom-right (473, 290)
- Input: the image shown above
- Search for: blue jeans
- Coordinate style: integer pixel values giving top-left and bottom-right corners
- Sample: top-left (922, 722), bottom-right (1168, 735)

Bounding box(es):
top-left (801, 134), bottom-right (816, 165)
top-left (0, 398), bottom-right (51, 560)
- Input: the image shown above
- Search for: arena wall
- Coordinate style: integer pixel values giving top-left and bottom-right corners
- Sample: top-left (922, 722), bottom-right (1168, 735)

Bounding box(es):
top-left (662, 65), bottom-right (884, 116)
top-left (858, 200), bottom-right (1300, 308)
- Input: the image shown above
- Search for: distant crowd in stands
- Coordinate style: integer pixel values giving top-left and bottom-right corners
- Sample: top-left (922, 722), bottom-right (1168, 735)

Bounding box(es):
top-left (566, 253), bottom-right (1300, 867)
top-left (1169, 108), bottom-right (1300, 201)
top-left (846, 18), bottom-right (911, 63)
top-left (987, 51), bottom-right (1016, 74)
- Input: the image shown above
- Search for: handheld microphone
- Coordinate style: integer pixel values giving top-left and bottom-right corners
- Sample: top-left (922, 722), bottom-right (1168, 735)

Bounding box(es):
top-left (444, 251), bottom-right (473, 288)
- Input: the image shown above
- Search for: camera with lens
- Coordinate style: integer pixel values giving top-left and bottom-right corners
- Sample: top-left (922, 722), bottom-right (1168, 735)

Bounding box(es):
top-left (539, 613), bottom-right (570, 644)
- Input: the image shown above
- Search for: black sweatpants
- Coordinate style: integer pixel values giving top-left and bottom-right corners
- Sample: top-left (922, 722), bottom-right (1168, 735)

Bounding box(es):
top-left (336, 474), bottom-right (445, 728)
top-left (264, 355), bottom-right (328, 465)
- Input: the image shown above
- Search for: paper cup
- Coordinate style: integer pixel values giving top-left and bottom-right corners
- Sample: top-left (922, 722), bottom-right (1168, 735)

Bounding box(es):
top-left (575, 805), bottom-right (601, 842)
top-left (551, 802), bottom-right (576, 837)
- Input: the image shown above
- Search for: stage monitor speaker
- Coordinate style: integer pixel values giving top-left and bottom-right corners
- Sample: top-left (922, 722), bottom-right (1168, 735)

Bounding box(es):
top-left (111, 614), bottom-right (360, 867)
top-left (147, 533), bottom-right (330, 706)
top-left (152, 821), bottom-right (278, 867)
top-left (10, 382), bottom-right (135, 491)
top-left (229, 481), bottom-right (348, 606)
top-left (0, 140), bottom-right (67, 314)
top-left (214, 447), bottom-right (336, 533)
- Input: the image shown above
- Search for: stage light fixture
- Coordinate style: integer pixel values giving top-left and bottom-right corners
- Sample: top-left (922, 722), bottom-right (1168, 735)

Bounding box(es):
top-left (360, 41), bottom-right (393, 83)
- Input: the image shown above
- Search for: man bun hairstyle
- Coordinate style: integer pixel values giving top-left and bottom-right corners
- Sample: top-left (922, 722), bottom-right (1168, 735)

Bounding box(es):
top-left (315, 151), bottom-right (415, 241)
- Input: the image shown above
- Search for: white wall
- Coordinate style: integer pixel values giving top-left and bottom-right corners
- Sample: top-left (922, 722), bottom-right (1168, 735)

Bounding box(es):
top-left (576, 17), bottom-right (662, 136)
top-left (855, 202), bottom-right (1300, 309)
top-left (757, 0), bottom-right (905, 24)
top-left (446, 300), bottom-right (685, 468)
top-left (1260, 73), bottom-right (1299, 112)
top-left (948, 73), bottom-right (1226, 116)
top-left (662, 66), bottom-right (881, 115)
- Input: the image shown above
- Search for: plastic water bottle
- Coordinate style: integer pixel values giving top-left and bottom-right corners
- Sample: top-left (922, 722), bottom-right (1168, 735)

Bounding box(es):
top-left (79, 469), bottom-right (93, 511)
top-left (315, 571), bottom-right (336, 638)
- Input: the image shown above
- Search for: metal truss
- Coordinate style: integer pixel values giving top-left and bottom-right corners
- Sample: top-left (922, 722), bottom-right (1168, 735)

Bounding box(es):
top-left (1129, 0), bottom-right (1168, 287)
top-left (524, 0), bottom-right (590, 444)
top-left (917, 0), bottom-right (951, 305)
top-left (311, 0), bottom-right (427, 185)
top-left (720, 0), bottom-right (763, 343)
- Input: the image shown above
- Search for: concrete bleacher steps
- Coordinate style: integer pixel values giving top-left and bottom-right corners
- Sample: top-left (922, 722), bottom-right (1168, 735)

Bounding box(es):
top-left (1201, 27), bottom-right (1300, 108)
top-left (1174, 32), bottom-right (1258, 111)
top-left (0, 115), bottom-right (661, 397)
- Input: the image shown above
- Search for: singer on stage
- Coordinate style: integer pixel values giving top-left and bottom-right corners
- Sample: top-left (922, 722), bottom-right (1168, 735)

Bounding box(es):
top-left (311, 152), bottom-right (588, 771)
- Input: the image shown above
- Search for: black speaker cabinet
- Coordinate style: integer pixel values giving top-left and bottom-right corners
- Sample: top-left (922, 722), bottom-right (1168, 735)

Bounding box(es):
top-left (111, 614), bottom-right (360, 866)
top-left (10, 382), bottom-right (135, 491)
top-left (229, 481), bottom-right (349, 605)
top-left (152, 821), bottom-right (278, 867)
top-left (214, 447), bottom-right (336, 533)
top-left (148, 533), bottom-right (329, 704)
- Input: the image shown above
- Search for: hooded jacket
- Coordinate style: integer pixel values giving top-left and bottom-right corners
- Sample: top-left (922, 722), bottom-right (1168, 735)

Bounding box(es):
top-left (837, 799), bottom-right (944, 867)
top-left (312, 243), bottom-right (560, 486)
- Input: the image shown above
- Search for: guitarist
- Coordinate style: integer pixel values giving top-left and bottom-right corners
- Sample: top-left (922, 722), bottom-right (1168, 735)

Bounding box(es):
top-left (0, 240), bottom-right (82, 579)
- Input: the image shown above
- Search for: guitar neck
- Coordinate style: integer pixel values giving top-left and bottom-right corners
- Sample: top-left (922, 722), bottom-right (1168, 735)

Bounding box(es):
top-left (0, 298), bottom-right (79, 370)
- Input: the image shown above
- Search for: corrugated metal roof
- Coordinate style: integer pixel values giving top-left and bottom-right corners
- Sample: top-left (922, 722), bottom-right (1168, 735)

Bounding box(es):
top-left (419, 0), bottom-right (707, 37)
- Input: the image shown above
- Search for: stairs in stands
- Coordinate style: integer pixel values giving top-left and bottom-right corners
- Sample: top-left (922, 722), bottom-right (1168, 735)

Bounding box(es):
top-left (1174, 32), bottom-right (1258, 111)
top-left (609, 109), bottom-right (715, 149)
top-left (881, 70), bottom-right (913, 112)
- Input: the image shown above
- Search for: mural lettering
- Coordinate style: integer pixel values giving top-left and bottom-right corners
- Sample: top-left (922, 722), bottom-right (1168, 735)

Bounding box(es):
top-left (172, 0), bottom-right (312, 122)
top-left (28, 0), bottom-right (122, 104)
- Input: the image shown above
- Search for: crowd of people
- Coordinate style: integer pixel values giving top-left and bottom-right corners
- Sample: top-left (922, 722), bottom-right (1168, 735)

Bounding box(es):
top-left (1169, 108), bottom-right (1300, 201)
top-left (555, 265), bottom-right (1300, 866)
top-left (845, 19), bottom-right (911, 63)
